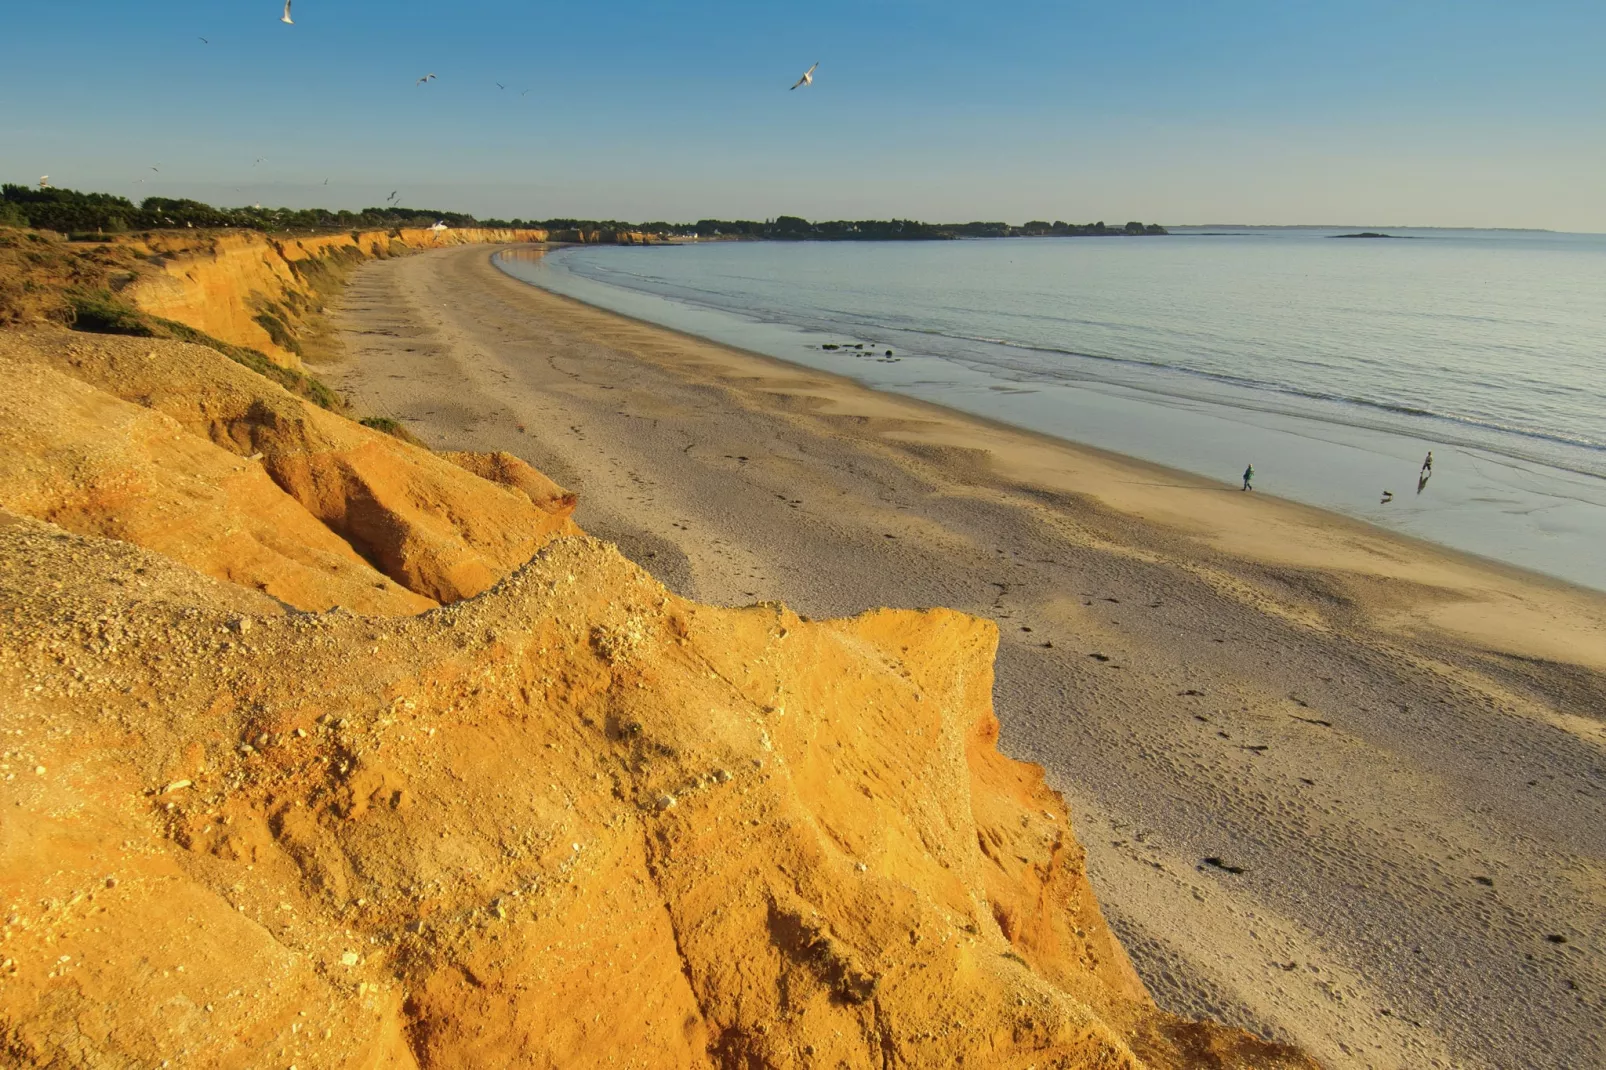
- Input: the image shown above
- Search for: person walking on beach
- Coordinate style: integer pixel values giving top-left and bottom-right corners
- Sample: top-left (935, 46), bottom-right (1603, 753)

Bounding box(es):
top-left (1421, 451), bottom-right (1433, 476)
top-left (1242, 463), bottom-right (1254, 491)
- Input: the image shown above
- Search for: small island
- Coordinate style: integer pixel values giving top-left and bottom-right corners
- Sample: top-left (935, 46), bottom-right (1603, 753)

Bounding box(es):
top-left (1332, 231), bottom-right (1402, 239)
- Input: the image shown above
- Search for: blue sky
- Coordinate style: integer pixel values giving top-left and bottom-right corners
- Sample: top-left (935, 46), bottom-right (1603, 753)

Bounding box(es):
top-left (4, 1), bottom-right (1604, 228)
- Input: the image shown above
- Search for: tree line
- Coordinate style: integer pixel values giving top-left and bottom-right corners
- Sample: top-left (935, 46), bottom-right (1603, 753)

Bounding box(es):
top-left (0, 186), bottom-right (492, 236)
top-left (2, 185), bottom-right (1166, 240)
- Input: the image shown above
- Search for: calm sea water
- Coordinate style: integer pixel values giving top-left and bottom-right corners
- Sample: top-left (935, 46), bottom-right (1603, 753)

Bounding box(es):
top-left (498, 231), bottom-right (1606, 589)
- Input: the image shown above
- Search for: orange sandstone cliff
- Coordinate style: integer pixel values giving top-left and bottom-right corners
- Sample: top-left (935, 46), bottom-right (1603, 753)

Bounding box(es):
top-left (0, 327), bottom-right (1316, 1068)
top-left (116, 224), bottom-right (665, 369)
top-left (122, 227), bottom-right (554, 367)
top-left (0, 330), bottom-right (579, 611)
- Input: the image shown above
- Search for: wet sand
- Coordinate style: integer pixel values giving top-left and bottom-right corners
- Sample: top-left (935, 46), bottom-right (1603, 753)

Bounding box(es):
top-left (325, 243), bottom-right (1606, 1070)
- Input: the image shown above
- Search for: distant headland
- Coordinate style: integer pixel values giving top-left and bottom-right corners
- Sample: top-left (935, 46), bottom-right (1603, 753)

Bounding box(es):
top-left (2, 184), bottom-right (1165, 242)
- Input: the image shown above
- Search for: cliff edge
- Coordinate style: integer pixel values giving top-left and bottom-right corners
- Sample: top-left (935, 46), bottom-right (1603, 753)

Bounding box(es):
top-left (0, 328), bottom-right (1316, 1067)
top-left (125, 227), bottom-right (554, 368)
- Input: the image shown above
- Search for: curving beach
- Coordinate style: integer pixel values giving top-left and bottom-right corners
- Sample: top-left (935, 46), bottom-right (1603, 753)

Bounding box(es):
top-left (326, 243), bottom-right (1606, 1070)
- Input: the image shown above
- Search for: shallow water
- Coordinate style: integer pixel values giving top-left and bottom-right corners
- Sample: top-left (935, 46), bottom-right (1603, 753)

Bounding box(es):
top-left (496, 231), bottom-right (1606, 590)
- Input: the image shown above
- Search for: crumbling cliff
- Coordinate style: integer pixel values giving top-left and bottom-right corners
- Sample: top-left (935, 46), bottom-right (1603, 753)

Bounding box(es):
top-left (124, 227), bottom-right (553, 368)
top-left (0, 326), bottom-right (1316, 1068)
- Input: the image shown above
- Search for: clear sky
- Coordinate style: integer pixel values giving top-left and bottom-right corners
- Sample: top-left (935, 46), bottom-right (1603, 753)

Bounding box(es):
top-left (4, 1), bottom-right (1603, 229)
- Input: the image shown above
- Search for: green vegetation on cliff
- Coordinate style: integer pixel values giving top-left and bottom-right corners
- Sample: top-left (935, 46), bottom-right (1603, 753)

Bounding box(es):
top-left (0, 228), bottom-right (340, 409)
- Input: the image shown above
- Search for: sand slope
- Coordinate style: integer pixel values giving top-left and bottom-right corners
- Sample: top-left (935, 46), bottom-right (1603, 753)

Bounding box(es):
top-left (326, 244), bottom-right (1606, 1070)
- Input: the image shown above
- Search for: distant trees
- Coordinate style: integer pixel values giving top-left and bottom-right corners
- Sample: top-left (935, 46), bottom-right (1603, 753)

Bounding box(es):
top-left (540, 216), bottom-right (1167, 241)
top-left (1, 186), bottom-right (142, 234)
top-left (0, 184), bottom-right (506, 237)
top-left (1, 185), bottom-right (1169, 241)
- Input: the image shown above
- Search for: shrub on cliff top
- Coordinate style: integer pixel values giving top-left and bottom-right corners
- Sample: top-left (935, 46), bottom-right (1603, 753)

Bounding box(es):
top-left (252, 310), bottom-right (303, 356)
top-left (68, 290), bottom-right (155, 335)
top-left (359, 415), bottom-right (428, 448)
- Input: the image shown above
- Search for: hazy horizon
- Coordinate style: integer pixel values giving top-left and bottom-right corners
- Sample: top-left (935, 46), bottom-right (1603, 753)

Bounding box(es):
top-left (12, 178), bottom-right (1597, 235)
top-left (5, 1), bottom-right (1604, 232)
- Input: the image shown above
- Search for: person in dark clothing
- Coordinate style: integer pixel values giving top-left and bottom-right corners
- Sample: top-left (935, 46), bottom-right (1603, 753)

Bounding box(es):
top-left (1421, 451), bottom-right (1433, 475)
top-left (1242, 464), bottom-right (1254, 491)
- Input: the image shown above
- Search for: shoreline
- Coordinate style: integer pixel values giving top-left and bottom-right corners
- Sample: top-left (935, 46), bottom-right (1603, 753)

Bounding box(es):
top-left (510, 241), bottom-right (1606, 594)
top-left (327, 243), bottom-right (1606, 1070)
top-left (496, 246), bottom-right (1604, 625)
top-left (496, 250), bottom-right (1606, 681)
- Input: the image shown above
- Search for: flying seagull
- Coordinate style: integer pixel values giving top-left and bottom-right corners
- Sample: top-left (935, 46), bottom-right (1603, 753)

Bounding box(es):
top-left (387, 190), bottom-right (398, 202)
top-left (323, 177), bottom-right (329, 185)
top-left (254, 157), bottom-right (266, 166)
top-left (281, 1), bottom-right (293, 25)
top-left (520, 89), bottom-right (531, 97)
top-left (199, 36), bottom-right (209, 44)
top-left (416, 73), bottom-right (437, 86)
top-left (789, 62), bottom-right (818, 91)
top-left (150, 166), bottom-right (160, 172)
top-left (495, 82), bottom-right (505, 90)
top-left (38, 176), bottom-right (49, 188)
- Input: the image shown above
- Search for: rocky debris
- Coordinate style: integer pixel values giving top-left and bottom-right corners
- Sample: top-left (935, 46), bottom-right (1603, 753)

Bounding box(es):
top-left (0, 512), bottom-right (1314, 1069)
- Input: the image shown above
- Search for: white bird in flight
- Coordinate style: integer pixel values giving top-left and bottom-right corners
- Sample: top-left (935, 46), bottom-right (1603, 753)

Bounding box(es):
top-left (789, 62), bottom-right (818, 91)
top-left (254, 157), bottom-right (266, 166)
top-left (38, 176), bottom-right (49, 188)
top-left (416, 73), bottom-right (437, 86)
top-left (280, 1), bottom-right (293, 25)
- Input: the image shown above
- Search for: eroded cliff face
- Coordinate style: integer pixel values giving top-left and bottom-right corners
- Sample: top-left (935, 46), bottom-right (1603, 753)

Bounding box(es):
top-left (0, 515), bottom-right (1312, 1070)
top-left (0, 330), bottom-right (1317, 1068)
top-left (124, 227), bottom-right (552, 368)
top-left (0, 330), bottom-right (579, 613)
top-left (543, 228), bottom-right (665, 245)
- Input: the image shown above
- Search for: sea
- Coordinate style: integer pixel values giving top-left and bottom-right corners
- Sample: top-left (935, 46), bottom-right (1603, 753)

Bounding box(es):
top-left (495, 229), bottom-right (1606, 591)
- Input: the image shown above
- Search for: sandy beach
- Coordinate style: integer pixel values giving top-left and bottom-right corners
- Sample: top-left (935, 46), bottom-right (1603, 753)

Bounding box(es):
top-left (325, 243), bottom-right (1606, 1070)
